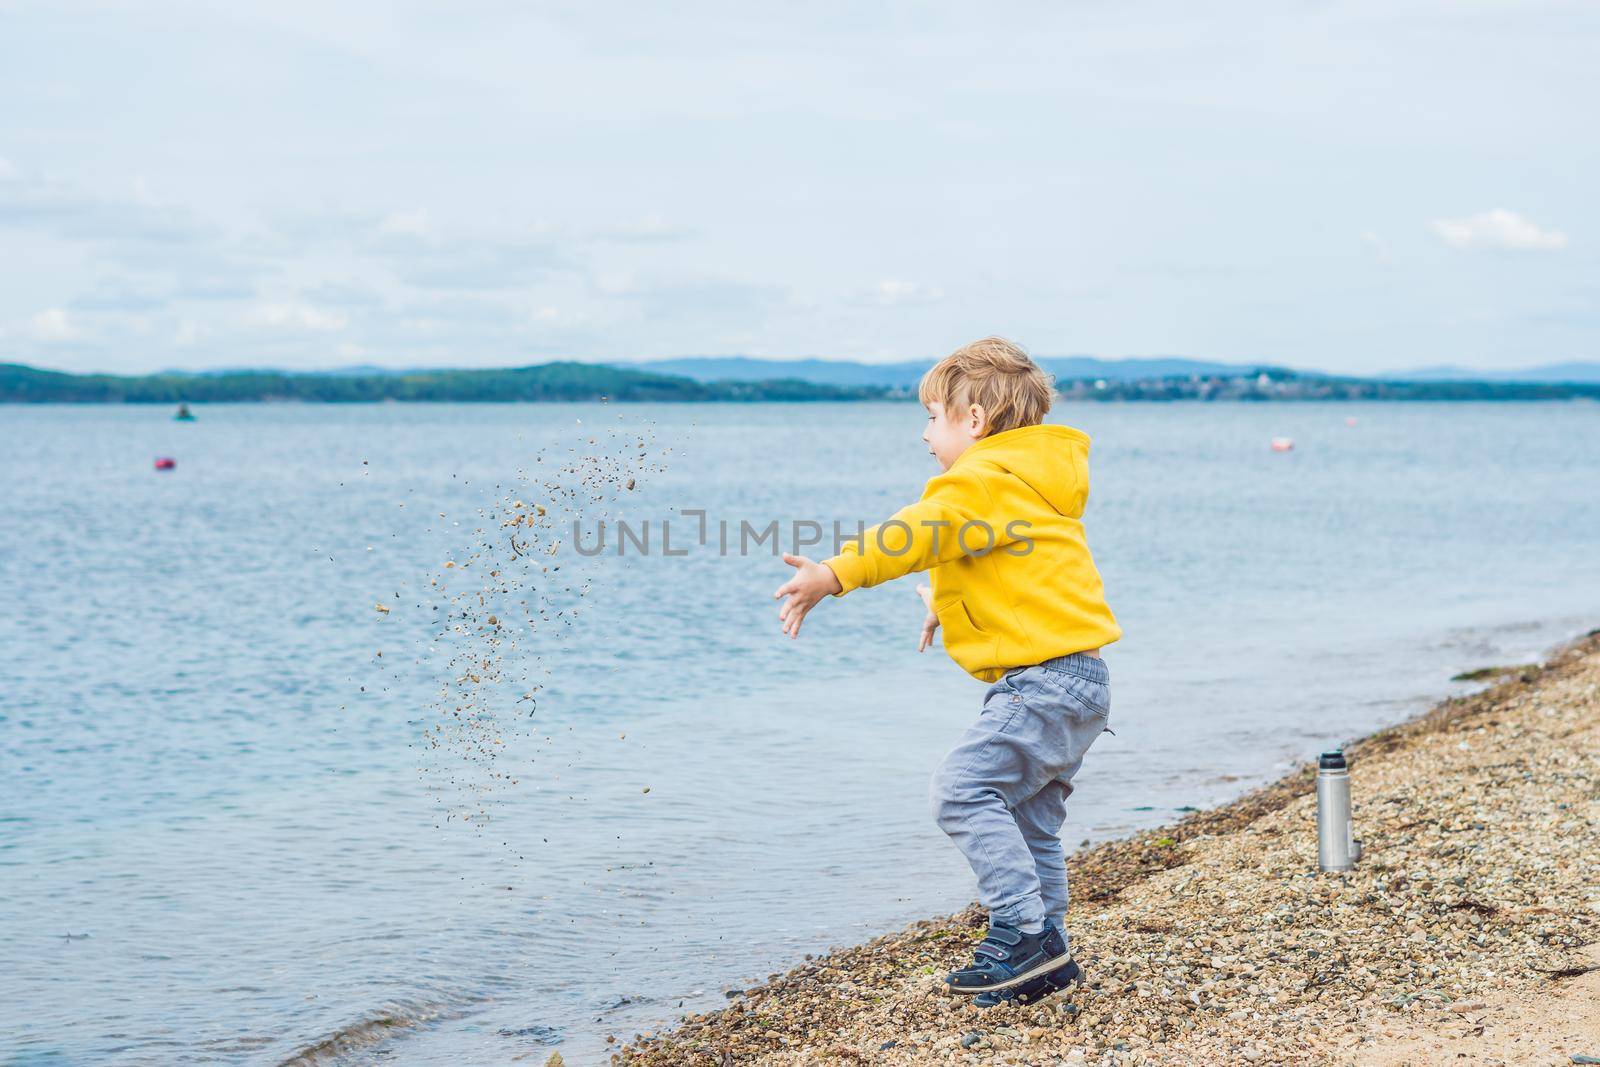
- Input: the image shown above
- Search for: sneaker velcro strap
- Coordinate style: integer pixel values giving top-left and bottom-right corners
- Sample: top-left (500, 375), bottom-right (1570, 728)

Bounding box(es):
top-left (951, 958), bottom-right (1012, 986)
top-left (984, 926), bottom-right (1023, 946)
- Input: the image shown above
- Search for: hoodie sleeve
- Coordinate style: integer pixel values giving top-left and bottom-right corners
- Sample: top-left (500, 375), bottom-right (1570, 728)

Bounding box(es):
top-left (823, 464), bottom-right (995, 593)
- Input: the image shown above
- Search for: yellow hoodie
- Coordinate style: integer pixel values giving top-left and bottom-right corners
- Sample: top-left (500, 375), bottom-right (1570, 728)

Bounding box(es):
top-left (824, 423), bottom-right (1120, 682)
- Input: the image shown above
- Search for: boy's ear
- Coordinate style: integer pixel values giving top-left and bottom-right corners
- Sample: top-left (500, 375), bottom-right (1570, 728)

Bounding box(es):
top-left (966, 403), bottom-right (989, 438)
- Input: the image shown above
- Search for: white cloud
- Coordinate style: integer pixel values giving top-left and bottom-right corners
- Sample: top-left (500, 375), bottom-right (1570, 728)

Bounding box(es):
top-left (376, 208), bottom-right (431, 239)
top-left (1360, 230), bottom-right (1389, 263)
top-left (175, 319), bottom-right (200, 345)
top-left (1430, 209), bottom-right (1568, 252)
top-left (871, 279), bottom-right (944, 306)
top-left (248, 302), bottom-right (347, 331)
top-left (0, 157), bottom-right (15, 180)
top-left (29, 307), bottom-right (82, 342)
top-left (590, 215), bottom-right (693, 243)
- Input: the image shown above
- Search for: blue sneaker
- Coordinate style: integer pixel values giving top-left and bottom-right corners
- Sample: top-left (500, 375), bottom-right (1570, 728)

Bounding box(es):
top-left (945, 921), bottom-right (1071, 995)
top-left (971, 920), bottom-right (1083, 1007)
top-left (972, 957), bottom-right (1082, 1007)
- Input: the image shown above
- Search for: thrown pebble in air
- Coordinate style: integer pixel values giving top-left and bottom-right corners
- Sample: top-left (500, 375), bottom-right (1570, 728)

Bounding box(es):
top-left (402, 418), bottom-right (669, 848)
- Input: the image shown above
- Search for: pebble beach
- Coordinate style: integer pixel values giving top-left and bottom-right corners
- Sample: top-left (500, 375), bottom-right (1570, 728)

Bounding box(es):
top-left (613, 631), bottom-right (1600, 1066)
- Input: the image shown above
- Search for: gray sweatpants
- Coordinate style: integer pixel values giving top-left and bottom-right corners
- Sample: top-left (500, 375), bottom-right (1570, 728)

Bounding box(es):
top-left (930, 652), bottom-right (1111, 940)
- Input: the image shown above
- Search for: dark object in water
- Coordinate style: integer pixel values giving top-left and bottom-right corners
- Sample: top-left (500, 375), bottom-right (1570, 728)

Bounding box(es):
top-left (154, 457), bottom-right (176, 471)
top-left (497, 1024), bottom-right (562, 1043)
top-left (173, 403), bottom-right (195, 421)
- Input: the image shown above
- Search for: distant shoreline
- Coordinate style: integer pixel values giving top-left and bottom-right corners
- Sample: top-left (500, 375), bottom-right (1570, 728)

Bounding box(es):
top-left (5, 360), bottom-right (1600, 404)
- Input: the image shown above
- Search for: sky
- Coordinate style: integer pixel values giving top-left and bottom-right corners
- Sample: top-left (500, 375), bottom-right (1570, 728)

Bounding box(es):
top-left (1, 1), bottom-right (1595, 375)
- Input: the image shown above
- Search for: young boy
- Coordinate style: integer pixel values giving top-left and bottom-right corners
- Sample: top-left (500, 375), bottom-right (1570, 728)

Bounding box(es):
top-left (773, 337), bottom-right (1120, 1005)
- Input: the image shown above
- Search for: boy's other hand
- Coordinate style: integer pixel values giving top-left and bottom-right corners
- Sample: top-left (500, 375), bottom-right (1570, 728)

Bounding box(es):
top-left (916, 583), bottom-right (940, 652)
top-left (773, 554), bottom-right (843, 639)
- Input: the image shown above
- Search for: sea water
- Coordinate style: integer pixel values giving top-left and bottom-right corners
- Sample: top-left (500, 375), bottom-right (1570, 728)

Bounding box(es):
top-left (2, 401), bottom-right (1597, 1065)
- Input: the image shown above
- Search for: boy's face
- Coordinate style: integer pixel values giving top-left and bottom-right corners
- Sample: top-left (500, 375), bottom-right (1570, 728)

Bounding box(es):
top-left (923, 400), bottom-right (988, 471)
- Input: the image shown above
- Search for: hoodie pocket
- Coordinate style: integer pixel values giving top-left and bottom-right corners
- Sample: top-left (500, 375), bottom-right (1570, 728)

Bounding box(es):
top-left (934, 596), bottom-right (997, 663)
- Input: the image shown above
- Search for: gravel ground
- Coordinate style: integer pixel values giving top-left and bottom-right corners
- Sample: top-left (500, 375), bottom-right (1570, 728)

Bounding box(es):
top-left (611, 630), bottom-right (1600, 1066)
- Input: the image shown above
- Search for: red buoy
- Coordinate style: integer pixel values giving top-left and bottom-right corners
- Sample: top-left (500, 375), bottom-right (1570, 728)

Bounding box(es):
top-left (154, 457), bottom-right (177, 470)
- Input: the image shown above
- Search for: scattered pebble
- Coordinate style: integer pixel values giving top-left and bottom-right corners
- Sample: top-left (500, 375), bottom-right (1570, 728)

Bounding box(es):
top-left (365, 424), bottom-right (668, 836)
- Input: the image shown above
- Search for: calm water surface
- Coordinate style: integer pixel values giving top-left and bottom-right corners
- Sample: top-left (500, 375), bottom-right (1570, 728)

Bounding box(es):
top-left (2, 401), bottom-right (1597, 1065)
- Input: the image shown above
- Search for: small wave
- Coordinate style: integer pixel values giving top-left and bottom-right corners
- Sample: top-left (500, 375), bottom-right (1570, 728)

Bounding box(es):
top-left (276, 999), bottom-right (466, 1065)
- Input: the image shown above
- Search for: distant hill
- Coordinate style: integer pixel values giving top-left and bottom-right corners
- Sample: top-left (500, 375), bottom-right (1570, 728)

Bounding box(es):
top-left (1059, 367), bottom-right (1600, 403)
top-left (620, 355), bottom-right (1259, 388)
top-left (0, 361), bottom-right (884, 404)
top-left (6, 360), bottom-right (1597, 403)
top-left (1384, 362), bottom-right (1600, 384)
top-left (165, 363), bottom-right (439, 378)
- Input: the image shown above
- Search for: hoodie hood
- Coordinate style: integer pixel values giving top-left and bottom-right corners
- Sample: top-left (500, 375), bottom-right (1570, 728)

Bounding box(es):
top-left (959, 423), bottom-right (1090, 518)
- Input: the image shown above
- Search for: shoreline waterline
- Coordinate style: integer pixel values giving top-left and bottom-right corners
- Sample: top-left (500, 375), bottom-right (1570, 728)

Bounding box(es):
top-left (618, 628), bottom-right (1600, 1065)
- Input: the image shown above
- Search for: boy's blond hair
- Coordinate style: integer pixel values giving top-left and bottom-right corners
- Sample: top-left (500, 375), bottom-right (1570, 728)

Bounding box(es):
top-left (918, 336), bottom-right (1054, 435)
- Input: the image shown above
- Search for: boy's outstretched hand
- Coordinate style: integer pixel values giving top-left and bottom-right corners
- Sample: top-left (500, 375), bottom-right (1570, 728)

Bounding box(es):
top-left (773, 553), bottom-right (842, 639)
top-left (916, 583), bottom-right (940, 652)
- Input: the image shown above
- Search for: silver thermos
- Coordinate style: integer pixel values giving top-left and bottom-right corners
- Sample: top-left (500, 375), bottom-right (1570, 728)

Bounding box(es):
top-left (1316, 750), bottom-right (1361, 871)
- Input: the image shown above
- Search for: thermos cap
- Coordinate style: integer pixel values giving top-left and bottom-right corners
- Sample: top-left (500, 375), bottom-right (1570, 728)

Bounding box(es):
top-left (1319, 750), bottom-right (1348, 771)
